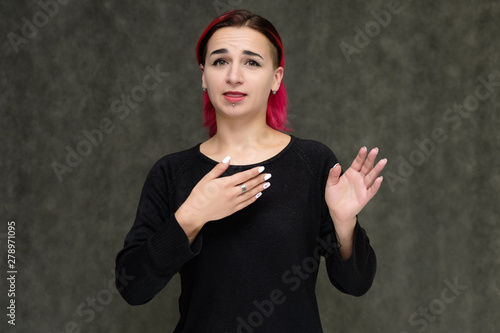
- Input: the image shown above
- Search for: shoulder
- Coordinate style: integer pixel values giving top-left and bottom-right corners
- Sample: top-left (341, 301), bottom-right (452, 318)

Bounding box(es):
top-left (154, 145), bottom-right (198, 167)
top-left (146, 144), bottom-right (200, 183)
top-left (288, 136), bottom-right (339, 185)
top-left (291, 135), bottom-right (338, 164)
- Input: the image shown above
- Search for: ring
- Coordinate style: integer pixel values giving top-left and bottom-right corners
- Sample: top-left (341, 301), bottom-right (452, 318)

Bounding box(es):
top-left (360, 172), bottom-right (366, 177)
top-left (240, 184), bottom-right (247, 194)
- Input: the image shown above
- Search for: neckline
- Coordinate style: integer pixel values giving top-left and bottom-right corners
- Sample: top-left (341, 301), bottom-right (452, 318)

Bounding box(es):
top-left (195, 134), bottom-right (296, 168)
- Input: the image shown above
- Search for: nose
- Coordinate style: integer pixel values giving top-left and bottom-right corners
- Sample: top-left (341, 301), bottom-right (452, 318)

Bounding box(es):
top-left (226, 62), bottom-right (243, 86)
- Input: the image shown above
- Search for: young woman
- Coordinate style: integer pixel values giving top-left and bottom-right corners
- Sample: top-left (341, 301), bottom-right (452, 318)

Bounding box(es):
top-left (116, 9), bottom-right (387, 332)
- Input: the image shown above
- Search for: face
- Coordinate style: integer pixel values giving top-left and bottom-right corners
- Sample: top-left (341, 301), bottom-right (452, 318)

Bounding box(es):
top-left (201, 27), bottom-right (283, 121)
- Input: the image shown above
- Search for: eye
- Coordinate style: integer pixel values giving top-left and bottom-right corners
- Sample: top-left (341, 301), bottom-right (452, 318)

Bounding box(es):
top-left (246, 60), bottom-right (261, 67)
top-left (212, 59), bottom-right (227, 66)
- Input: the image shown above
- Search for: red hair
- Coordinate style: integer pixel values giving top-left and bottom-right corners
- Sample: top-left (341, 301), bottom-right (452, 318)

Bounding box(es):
top-left (195, 9), bottom-right (292, 137)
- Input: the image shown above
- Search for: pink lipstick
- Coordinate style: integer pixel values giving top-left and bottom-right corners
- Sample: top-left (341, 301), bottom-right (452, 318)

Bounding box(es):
top-left (223, 91), bottom-right (247, 104)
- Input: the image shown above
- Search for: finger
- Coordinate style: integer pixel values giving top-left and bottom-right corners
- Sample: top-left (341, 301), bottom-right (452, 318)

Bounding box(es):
top-left (326, 163), bottom-right (341, 187)
top-left (235, 192), bottom-right (261, 211)
top-left (238, 172), bottom-right (272, 195)
top-left (364, 158), bottom-right (387, 187)
top-left (235, 182), bottom-right (269, 211)
top-left (226, 165), bottom-right (266, 186)
top-left (367, 176), bottom-right (384, 201)
top-left (243, 179), bottom-right (271, 198)
top-left (360, 147), bottom-right (379, 175)
top-left (223, 168), bottom-right (269, 201)
top-left (202, 155), bottom-right (231, 181)
top-left (350, 146), bottom-right (368, 171)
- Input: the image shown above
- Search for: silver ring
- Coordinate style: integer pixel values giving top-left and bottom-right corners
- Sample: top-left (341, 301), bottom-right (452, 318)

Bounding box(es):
top-left (240, 184), bottom-right (247, 194)
top-left (360, 172), bottom-right (366, 177)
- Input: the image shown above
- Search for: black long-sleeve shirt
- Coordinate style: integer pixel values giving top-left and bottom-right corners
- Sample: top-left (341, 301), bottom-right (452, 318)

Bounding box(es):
top-left (115, 134), bottom-right (376, 332)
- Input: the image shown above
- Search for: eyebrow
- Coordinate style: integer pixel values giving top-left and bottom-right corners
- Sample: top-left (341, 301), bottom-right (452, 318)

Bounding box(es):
top-left (209, 48), bottom-right (263, 60)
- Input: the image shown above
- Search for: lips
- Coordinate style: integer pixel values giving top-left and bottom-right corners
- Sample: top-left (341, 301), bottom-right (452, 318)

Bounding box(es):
top-left (223, 91), bottom-right (247, 104)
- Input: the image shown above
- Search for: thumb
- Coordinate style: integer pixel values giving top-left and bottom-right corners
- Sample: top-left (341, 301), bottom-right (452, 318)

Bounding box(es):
top-left (326, 163), bottom-right (341, 187)
top-left (203, 155), bottom-right (231, 181)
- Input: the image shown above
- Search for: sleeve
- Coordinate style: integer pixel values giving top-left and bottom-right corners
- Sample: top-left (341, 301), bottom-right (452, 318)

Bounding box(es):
top-left (318, 145), bottom-right (377, 297)
top-left (115, 159), bottom-right (202, 305)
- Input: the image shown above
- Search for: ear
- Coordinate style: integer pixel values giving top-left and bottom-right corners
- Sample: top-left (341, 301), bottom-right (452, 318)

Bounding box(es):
top-left (200, 64), bottom-right (206, 89)
top-left (272, 66), bottom-right (284, 92)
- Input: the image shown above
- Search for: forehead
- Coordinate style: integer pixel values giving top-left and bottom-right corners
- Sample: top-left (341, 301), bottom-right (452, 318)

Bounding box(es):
top-left (207, 27), bottom-right (272, 55)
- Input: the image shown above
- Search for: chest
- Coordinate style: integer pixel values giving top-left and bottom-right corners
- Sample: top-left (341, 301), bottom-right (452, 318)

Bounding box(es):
top-left (202, 165), bottom-right (323, 257)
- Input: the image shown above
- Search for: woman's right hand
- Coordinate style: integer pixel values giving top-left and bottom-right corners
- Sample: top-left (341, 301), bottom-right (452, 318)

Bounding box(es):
top-left (174, 156), bottom-right (272, 244)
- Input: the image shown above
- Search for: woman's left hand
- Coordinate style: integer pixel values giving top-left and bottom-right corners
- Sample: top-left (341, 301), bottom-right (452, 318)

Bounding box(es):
top-left (325, 147), bottom-right (387, 227)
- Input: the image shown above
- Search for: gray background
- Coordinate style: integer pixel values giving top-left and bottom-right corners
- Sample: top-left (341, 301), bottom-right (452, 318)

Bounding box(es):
top-left (1, 0), bottom-right (499, 332)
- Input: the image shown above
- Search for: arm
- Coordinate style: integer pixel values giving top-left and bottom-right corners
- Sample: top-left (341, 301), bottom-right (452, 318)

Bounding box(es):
top-left (325, 146), bottom-right (386, 259)
top-left (115, 161), bottom-right (201, 305)
top-left (331, 215), bottom-right (356, 260)
top-left (321, 146), bottom-right (385, 295)
top-left (115, 156), bottom-right (271, 304)
top-left (320, 211), bottom-right (377, 296)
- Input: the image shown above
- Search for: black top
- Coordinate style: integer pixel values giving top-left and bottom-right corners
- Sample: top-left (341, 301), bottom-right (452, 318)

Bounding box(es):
top-left (115, 135), bottom-right (376, 332)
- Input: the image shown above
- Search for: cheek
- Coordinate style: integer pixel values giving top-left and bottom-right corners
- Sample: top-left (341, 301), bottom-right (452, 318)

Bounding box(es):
top-left (251, 73), bottom-right (274, 91)
top-left (205, 70), bottom-right (221, 88)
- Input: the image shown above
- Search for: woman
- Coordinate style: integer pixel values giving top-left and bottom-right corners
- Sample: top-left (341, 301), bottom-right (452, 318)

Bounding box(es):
top-left (116, 9), bottom-right (387, 332)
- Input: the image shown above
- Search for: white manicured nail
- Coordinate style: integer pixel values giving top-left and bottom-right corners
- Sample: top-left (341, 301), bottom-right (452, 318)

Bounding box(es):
top-left (263, 182), bottom-right (271, 189)
top-left (222, 156), bottom-right (231, 164)
top-left (256, 192), bottom-right (262, 199)
top-left (264, 173), bottom-right (272, 181)
top-left (258, 166), bottom-right (265, 173)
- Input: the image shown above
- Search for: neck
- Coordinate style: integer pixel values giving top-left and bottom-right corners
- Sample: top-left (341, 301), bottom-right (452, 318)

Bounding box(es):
top-left (211, 108), bottom-right (275, 146)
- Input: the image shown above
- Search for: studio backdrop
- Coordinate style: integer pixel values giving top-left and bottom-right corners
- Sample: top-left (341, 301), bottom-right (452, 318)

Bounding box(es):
top-left (1, 0), bottom-right (499, 332)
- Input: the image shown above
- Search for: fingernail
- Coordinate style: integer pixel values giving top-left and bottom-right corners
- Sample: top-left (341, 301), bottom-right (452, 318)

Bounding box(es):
top-left (256, 192), bottom-right (262, 199)
top-left (332, 163), bottom-right (339, 169)
top-left (264, 173), bottom-right (272, 181)
top-left (258, 166), bottom-right (265, 173)
top-left (222, 156), bottom-right (231, 164)
top-left (263, 182), bottom-right (271, 189)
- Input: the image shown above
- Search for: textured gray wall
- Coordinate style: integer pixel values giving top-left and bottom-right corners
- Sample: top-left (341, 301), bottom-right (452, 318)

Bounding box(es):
top-left (1, 0), bottom-right (499, 332)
